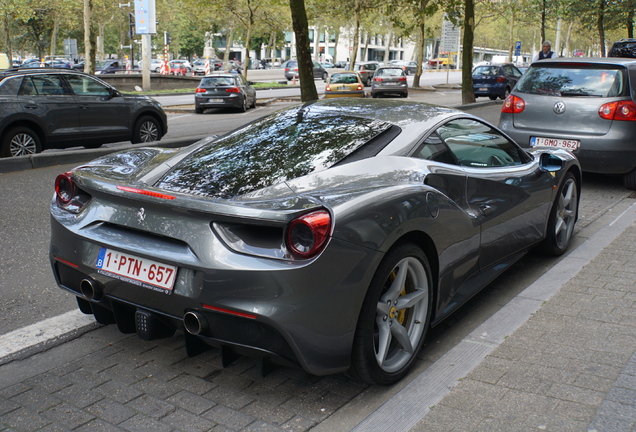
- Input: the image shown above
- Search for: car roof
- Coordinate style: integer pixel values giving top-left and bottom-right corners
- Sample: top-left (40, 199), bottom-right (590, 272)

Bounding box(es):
top-left (530, 57), bottom-right (636, 67)
top-left (0, 67), bottom-right (89, 78)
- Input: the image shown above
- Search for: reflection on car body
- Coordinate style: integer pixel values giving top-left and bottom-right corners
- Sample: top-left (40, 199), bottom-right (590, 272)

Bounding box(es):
top-left (50, 99), bottom-right (581, 385)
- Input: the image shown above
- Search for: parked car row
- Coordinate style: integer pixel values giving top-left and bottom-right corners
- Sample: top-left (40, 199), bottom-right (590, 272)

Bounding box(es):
top-left (324, 64), bottom-right (409, 99)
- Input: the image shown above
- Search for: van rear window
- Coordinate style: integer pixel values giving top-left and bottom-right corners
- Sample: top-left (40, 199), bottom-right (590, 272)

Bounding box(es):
top-left (515, 65), bottom-right (627, 97)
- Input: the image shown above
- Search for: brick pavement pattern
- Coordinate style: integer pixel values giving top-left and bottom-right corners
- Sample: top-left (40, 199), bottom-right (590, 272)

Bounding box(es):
top-left (411, 220), bottom-right (636, 432)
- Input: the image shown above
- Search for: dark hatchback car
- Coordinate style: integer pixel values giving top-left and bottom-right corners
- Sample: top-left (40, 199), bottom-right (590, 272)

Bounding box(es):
top-left (0, 68), bottom-right (167, 157)
top-left (499, 57), bottom-right (636, 189)
top-left (608, 38), bottom-right (636, 58)
top-left (194, 73), bottom-right (257, 113)
top-left (473, 63), bottom-right (523, 100)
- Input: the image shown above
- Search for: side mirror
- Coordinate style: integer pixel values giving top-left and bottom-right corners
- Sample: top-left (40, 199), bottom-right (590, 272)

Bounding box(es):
top-left (539, 152), bottom-right (564, 172)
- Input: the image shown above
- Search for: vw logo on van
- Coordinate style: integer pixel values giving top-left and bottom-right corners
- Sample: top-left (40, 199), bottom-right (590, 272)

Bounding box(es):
top-left (553, 101), bottom-right (566, 114)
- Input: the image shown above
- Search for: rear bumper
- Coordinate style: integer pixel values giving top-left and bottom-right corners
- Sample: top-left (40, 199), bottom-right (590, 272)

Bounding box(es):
top-left (500, 115), bottom-right (636, 175)
top-left (324, 91), bottom-right (365, 98)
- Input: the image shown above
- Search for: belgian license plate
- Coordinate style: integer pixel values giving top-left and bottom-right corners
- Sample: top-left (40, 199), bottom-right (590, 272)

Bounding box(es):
top-left (479, 87), bottom-right (488, 91)
top-left (207, 98), bottom-right (223, 103)
top-left (337, 86), bottom-right (350, 90)
top-left (530, 136), bottom-right (580, 150)
top-left (95, 247), bottom-right (177, 293)
top-left (385, 82), bottom-right (397, 86)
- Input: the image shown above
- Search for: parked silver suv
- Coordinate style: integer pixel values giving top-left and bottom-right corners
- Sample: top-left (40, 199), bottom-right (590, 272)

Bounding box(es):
top-left (499, 57), bottom-right (636, 189)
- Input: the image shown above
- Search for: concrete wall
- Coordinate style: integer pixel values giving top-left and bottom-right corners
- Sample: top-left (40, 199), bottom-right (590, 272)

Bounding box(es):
top-left (96, 74), bottom-right (201, 92)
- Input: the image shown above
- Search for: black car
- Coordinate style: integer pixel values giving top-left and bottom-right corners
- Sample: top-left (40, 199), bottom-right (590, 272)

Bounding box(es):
top-left (608, 38), bottom-right (636, 58)
top-left (473, 63), bottom-right (523, 100)
top-left (0, 68), bottom-right (168, 157)
top-left (194, 73), bottom-right (257, 113)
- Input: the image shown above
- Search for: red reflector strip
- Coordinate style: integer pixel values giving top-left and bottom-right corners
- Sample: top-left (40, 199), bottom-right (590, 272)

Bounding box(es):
top-left (55, 256), bottom-right (79, 268)
top-left (117, 186), bottom-right (176, 200)
top-left (202, 304), bottom-right (257, 319)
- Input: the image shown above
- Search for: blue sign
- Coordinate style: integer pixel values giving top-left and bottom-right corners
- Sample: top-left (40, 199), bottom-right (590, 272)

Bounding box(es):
top-left (514, 41), bottom-right (521, 56)
top-left (134, 0), bottom-right (156, 35)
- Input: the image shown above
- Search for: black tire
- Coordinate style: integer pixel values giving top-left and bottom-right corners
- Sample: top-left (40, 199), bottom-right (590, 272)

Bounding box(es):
top-left (322, 72), bottom-right (328, 81)
top-left (1, 126), bottom-right (41, 157)
top-left (623, 168), bottom-right (636, 190)
top-left (239, 96), bottom-right (248, 112)
top-left (195, 107), bottom-right (204, 114)
top-left (540, 172), bottom-right (579, 256)
top-left (132, 116), bottom-right (161, 144)
top-left (489, 95), bottom-right (497, 100)
top-left (500, 87), bottom-right (511, 100)
top-left (250, 95), bottom-right (257, 108)
top-left (350, 243), bottom-right (432, 385)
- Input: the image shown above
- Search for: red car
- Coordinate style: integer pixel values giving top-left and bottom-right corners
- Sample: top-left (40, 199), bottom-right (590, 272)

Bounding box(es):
top-left (168, 60), bottom-right (191, 76)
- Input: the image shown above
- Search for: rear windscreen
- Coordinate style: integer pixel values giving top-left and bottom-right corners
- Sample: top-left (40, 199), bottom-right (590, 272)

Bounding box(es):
top-left (157, 106), bottom-right (395, 198)
top-left (200, 77), bottom-right (236, 86)
top-left (515, 64), bottom-right (627, 97)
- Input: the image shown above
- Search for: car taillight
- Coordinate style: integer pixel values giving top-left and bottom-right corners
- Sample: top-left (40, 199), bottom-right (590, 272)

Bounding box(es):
top-left (502, 94), bottom-right (525, 114)
top-left (598, 100), bottom-right (636, 121)
top-left (496, 76), bottom-right (506, 82)
top-left (326, 85), bottom-right (331, 91)
top-left (286, 210), bottom-right (331, 259)
top-left (374, 77), bottom-right (383, 82)
top-left (225, 87), bottom-right (240, 93)
top-left (398, 77), bottom-right (407, 82)
top-left (55, 172), bottom-right (91, 213)
top-left (195, 87), bottom-right (206, 93)
top-left (357, 84), bottom-right (363, 90)
top-left (55, 172), bottom-right (74, 205)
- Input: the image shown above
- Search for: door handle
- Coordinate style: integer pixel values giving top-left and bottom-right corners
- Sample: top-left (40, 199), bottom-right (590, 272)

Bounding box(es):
top-left (79, 105), bottom-right (90, 110)
top-left (479, 204), bottom-right (494, 216)
top-left (24, 104), bottom-right (39, 109)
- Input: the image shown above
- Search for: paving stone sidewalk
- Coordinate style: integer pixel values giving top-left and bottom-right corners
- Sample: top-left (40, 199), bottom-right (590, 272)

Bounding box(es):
top-left (411, 220), bottom-right (636, 432)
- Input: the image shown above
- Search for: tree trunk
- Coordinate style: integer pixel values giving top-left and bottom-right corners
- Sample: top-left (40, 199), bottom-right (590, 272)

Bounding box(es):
top-left (224, 26), bottom-right (234, 71)
top-left (508, 7), bottom-right (514, 62)
top-left (384, 31), bottom-right (392, 62)
top-left (50, 18), bottom-right (59, 58)
top-left (413, 19), bottom-right (426, 88)
top-left (83, 0), bottom-right (95, 74)
top-left (289, 0), bottom-right (318, 101)
top-left (461, 0), bottom-right (475, 105)
top-left (349, 0), bottom-right (361, 66)
top-left (597, 0), bottom-right (605, 57)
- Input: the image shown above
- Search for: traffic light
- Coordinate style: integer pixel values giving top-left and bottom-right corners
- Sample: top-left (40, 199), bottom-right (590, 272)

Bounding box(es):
top-left (164, 32), bottom-right (172, 46)
top-left (128, 13), bottom-right (135, 39)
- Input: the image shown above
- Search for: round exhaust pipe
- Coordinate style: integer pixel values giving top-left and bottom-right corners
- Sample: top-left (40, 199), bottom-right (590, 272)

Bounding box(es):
top-left (183, 311), bottom-right (208, 336)
top-left (80, 278), bottom-right (101, 300)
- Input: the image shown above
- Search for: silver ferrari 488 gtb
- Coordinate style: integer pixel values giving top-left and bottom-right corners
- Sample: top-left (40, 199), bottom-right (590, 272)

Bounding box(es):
top-left (50, 99), bottom-right (581, 385)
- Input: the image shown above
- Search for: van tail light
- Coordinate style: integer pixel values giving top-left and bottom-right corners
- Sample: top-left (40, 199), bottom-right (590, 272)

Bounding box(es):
top-left (598, 100), bottom-right (636, 121)
top-left (496, 76), bottom-right (506, 82)
top-left (502, 94), bottom-right (525, 114)
top-left (285, 210), bottom-right (332, 259)
top-left (195, 87), bottom-right (206, 93)
top-left (55, 172), bottom-right (91, 213)
top-left (225, 87), bottom-right (240, 93)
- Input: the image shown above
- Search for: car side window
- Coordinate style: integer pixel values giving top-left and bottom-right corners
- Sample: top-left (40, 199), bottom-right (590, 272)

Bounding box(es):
top-left (65, 75), bottom-right (111, 96)
top-left (26, 75), bottom-right (66, 95)
top-left (413, 134), bottom-right (457, 165)
top-left (436, 119), bottom-right (526, 168)
top-left (0, 76), bottom-right (23, 96)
